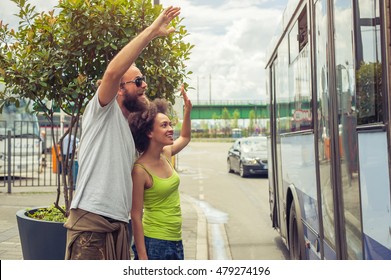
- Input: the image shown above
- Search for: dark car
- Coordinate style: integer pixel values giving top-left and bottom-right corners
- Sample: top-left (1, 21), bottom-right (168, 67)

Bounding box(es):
top-left (227, 136), bottom-right (268, 177)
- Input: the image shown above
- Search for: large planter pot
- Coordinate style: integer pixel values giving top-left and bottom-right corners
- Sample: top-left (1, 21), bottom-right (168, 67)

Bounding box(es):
top-left (16, 207), bottom-right (67, 260)
top-left (16, 207), bottom-right (133, 260)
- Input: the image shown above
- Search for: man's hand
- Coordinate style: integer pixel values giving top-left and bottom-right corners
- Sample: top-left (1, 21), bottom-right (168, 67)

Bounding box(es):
top-left (149, 6), bottom-right (181, 38)
top-left (98, 6), bottom-right (181, 107)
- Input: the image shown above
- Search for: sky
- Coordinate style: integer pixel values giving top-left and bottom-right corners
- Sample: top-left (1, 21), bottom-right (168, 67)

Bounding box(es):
top-left (0, 0), bottom-right (288, 102)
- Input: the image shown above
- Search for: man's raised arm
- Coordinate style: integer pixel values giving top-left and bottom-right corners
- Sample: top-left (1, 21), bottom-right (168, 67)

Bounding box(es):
top-left (98, 6), bottom-right (181, 106)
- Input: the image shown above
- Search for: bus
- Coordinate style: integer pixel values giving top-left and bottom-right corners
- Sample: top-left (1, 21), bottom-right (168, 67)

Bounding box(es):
top-left (37, 111), bottom-right (73, 152)
top-left (265, 0), bottom-right (391, 259)
top-left (0, 83), bottom-right (41, 176)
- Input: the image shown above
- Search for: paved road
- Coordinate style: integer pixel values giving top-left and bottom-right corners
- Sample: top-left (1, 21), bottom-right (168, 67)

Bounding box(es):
top-left (177, 141), bottom-right (289, 260)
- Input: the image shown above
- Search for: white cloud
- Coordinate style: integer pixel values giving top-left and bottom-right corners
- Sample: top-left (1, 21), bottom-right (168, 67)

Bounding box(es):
top-left (0, 0), bottom-right (59, 28)
top-left (1, 0), bottom-right (286, 101)
top-left (161, 0), bottom-right (285, 101)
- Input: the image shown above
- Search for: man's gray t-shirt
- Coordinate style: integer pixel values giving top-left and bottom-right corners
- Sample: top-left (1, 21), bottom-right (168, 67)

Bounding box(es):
top-left (71, 91), bottom-right (136, 223)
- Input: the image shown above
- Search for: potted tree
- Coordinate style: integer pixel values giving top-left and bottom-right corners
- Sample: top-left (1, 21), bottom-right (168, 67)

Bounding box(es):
top-left (0, 0), bottom-right (193, 260)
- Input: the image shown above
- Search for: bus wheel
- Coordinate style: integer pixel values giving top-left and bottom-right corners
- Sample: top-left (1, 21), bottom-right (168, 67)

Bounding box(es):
top-left (288, 202), bottom-right (302, 259)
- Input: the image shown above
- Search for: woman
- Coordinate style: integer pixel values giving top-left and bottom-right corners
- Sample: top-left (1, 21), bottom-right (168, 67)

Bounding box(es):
top-left (128, 85), bottom-right (192, 260)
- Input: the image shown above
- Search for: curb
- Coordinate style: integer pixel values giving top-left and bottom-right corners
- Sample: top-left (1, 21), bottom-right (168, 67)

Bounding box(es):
top-left (194, 199), bottom-right (209, 260)
top-left (181, 194), bottom-right (209, 260)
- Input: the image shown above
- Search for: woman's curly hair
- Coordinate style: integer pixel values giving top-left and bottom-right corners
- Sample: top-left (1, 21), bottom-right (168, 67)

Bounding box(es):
top-left (128, 98), bottom-right (170, 153)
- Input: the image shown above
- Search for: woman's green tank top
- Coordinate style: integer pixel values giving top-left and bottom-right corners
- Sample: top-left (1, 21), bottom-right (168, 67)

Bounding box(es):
top-left (135, 157), bottom-right (182, 241)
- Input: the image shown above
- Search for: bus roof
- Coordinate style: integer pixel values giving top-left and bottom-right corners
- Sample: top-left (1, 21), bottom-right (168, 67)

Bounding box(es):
top-left (265, 0), bottom-right (304, 68)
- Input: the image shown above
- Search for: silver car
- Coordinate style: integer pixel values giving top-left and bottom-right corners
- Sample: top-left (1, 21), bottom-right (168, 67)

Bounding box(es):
top-left (227, 136), bottom-right (268, 177)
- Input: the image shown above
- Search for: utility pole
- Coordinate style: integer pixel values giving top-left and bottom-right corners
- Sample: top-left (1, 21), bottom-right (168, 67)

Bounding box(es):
top-left (209, 73), bottom-right (212, 105)
top-left (197, 76), bottom-right (200, 104)
top-left (154, 0), bottom-right (160, 5)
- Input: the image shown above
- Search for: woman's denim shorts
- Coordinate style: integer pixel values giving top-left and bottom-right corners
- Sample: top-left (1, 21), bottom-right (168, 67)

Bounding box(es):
top-left (132, 236), bottom-right (184, 260)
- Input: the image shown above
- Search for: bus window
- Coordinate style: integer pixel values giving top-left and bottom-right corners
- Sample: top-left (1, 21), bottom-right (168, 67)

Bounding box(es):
top-left (289, 6), bottom-right (308, 63)
top-left (298, 7), bottom-right (308, 51)
top-left (287, 6), bottom-right (311, 132)
top-left (355, 0), bottom-right (383, 125)
top-left (334, 0), bottom-right (362, 260)
top-left (289, 21), bottom-right (299, 63)
top-left (2, 102), bottom-right (40, 136)
top-left (315, 0), bottom-right (337, 258)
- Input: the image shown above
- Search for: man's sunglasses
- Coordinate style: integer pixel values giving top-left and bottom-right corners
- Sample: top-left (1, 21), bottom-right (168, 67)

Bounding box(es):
top-left (120, 76), bottom-right (146, 88)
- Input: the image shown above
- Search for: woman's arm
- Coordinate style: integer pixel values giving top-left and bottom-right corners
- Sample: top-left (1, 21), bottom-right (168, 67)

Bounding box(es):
top-left (163, 85), bottom-right (192, 157)
top-left (130, 166), bottom-right (148, 260)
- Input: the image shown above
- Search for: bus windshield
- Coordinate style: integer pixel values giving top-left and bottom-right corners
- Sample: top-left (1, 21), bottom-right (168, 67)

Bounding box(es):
top-left (0, 101), bottom-right (40, 138)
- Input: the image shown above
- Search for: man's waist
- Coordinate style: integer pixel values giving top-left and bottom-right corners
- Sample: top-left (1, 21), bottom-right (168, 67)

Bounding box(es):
top-left (99, 215), bottom-right (124, 223)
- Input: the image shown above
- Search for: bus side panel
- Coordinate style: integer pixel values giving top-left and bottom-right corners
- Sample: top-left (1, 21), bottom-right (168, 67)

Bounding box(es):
top-left (0, 138), bottom-right (41, 176)
top-left (358, 131), bottom-right (391, 260)
top-left (280, 133), bottom-right (320, 259)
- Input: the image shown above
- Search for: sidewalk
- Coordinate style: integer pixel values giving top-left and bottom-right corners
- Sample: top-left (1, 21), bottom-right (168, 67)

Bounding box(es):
top-left (0, 186), bottom-right (208, 260)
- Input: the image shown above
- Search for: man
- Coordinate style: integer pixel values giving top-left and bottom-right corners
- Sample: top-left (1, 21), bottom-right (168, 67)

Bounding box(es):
top-left (64, 6), bottom-right (181, 260)
top-left (62, 129), bottom-right (79, 160)
top-left (57, 128), bottom-right (80, 175)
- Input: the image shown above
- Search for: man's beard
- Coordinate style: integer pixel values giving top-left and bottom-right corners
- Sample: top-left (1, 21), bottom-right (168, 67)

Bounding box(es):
top-left (123, 92), bottom-right (149, 113)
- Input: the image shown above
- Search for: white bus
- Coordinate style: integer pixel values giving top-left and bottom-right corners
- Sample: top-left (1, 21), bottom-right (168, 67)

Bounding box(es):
top-left (0, 84), bottom-right (41, 176)
top-left (265, 0), bottom-right (391, 259)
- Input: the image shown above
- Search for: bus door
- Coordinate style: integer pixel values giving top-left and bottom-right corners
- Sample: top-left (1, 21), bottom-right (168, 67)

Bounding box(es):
top-left (268, 58), bottom-right (278, 228)
top-left (268, 57), bottom-right (286, 239)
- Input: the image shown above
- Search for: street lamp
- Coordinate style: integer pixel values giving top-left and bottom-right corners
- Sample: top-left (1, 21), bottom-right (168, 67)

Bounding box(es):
top-left (196, 74), bottom-right (212, 104)
top-left (249, 102), bottom-right (261, 134)
top-left (197, 76), bottom-right (200, 104)
top-left (209, 73), bottom-right (212, 105)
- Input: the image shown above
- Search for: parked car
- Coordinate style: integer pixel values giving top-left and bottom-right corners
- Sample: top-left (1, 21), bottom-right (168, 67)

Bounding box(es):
top-left (227, 136), bottom-right (268, 177)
